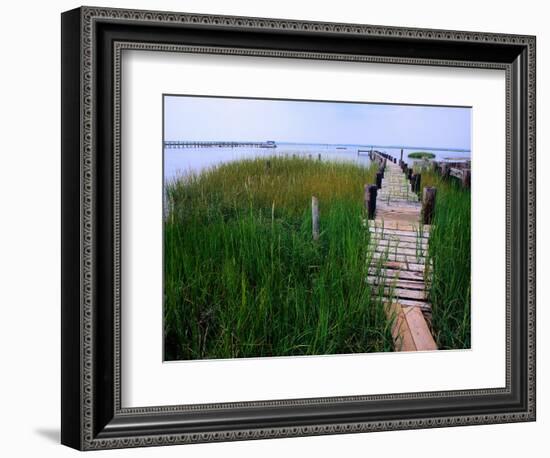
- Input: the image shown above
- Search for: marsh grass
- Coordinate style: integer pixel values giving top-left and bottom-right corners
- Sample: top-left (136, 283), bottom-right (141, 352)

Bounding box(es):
top-left (164, 156), bottom-right (395, 360)
top-left (421, 170), bottom-right (471, 349)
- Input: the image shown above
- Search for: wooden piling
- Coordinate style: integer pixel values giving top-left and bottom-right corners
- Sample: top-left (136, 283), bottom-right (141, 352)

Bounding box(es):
top-left (311, 196), bottom-right (320, 241)
top-left (400, 148), bottom-right (403, 161)
top-left (441, 163), bottom-right (450, 180)
top-left (376, 171), bottom-right (383, 189)
top-left (462, 169), bottom-right (471, 188)
top-left (407, 169), bottom-right (413, 181)
top-left (422, 187), bottom-right (437, 224)
top-left (365, 184), bottom-right (377, 219)
top-left (318, 153), bottom-right (321, 161)
top-left (415, 173), bottom-right (421, 193)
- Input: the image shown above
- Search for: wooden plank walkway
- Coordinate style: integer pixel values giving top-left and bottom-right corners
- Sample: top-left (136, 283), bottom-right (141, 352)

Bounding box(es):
top-left (368, 156), bottom-right (437, 352)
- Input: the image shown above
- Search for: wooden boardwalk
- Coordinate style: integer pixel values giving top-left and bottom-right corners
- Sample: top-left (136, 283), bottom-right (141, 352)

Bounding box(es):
top-left (367, 157), bottom-right (437, 352)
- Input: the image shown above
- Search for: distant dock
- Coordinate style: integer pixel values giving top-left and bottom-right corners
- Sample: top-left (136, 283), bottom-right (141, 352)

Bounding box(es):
top-left (164, 140), bottom-right (276, 149)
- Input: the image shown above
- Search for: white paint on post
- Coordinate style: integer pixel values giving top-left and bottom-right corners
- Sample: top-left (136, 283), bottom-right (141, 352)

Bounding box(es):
top-left (312, 196), bottom-right (320, 241)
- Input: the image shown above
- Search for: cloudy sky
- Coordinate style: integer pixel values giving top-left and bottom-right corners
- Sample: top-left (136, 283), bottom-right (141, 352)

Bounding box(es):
top-left (164, 95), bottom-right (471, 150)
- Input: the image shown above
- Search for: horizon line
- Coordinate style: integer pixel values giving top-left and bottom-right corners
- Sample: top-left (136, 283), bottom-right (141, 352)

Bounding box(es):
top-left (163, 140), bottom-right (471, 153)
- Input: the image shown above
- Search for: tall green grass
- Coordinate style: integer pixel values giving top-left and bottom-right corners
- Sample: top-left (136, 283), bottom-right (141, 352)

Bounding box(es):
top-left (164, 156), bottom-right (394, 360)
top-left (421, 170), bottom-right (471, 349)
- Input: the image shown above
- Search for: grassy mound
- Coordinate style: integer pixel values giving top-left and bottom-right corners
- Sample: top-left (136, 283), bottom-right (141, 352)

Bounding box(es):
top-left (408, 151), bottom-right (436, 159)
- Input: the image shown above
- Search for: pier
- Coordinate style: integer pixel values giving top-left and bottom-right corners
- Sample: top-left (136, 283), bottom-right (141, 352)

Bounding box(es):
top-left (366, 151), bottom-right (437, 352)
top-left (164, 140), bottom-right (276, 149)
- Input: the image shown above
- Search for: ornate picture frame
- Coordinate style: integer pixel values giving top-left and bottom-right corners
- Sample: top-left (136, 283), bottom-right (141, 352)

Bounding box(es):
top-left (61, 6), bottom-right (536, 450)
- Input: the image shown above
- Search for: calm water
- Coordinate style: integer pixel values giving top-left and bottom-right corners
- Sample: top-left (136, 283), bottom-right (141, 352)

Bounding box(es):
top-left (164, 143), bottom-right (471, 182)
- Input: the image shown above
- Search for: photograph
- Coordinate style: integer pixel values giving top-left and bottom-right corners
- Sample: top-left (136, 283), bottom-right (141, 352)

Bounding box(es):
top-left (162, 95), bottom-right (472, 361)
top-left (56, 3), bottom-right (536, 452)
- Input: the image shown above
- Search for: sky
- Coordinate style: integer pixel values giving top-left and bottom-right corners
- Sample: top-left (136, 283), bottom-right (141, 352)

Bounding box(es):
top-left (164, 95), bottom-right (471, 150)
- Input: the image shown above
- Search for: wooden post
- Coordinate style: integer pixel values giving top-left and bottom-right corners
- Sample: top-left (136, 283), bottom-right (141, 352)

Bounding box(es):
top-left (318, 153), bottom-right (321, 161)
top-left (365, 184), bottom-right (377, 219)
top-left (415, 173), bottom-right (421, 193)
top-left (462, 169), bottom-right (471, 188)
top-left (384, 158), bottom-right (387, 168)
top-left (400, 149), bottom-right (403, 161)
top-left (422, 187), bottom-right (437, 224)
top-left (407, 169), bottom-right (413, 181)
top-left (441, 163), bottom-right (450, 180)
top-left (376, 171), bottom-right (383, 189)
top-left (163, 188), bottom-right (171, 222)
top-left (311, 196), bottom-right (320, 241)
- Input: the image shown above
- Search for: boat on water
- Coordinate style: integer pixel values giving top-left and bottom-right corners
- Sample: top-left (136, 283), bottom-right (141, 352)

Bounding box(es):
top-left (259, 140), bottom-right (277, 148)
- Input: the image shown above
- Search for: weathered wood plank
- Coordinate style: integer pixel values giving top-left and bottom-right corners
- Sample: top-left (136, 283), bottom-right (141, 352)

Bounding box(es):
top-left (368, 267), bottom-right (425, 281)
top-left (372, 238), bottom-right (428, 250)
top-left (367, 276), bottom-right (426, 290)
top-left (449, 167), bottom-right (463, 179)
top-left (372, 258), bottom-right (426, 272)
top-left (382, 300), bottom-right (431, 315)
top-left (386, 302), bottom-right (417, 352)
top-left (371, 236), bottom-right (429, 247)
top-left (373, 245), bottom-right (427, 257)
top-left (375, 287), bottom-right (427, 300)
top-left (368, 227), bottom-right (430, 239)
top-left (369, 220), bottom-right (431, 232)
top-left (391, 298), bottom-right (432, 309)
top-left (370, 234), bottom-right (428, 245)
top-left (403, 306), bottom-right (437, 351)
top-left (372, 252), bottom-right (425, 263)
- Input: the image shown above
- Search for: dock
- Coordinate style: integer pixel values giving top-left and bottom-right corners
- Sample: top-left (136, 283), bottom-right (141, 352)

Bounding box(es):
top-left (367, 152), bottom-right (437, 352)
top-left (164, 140), bottom-right (276, 149)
